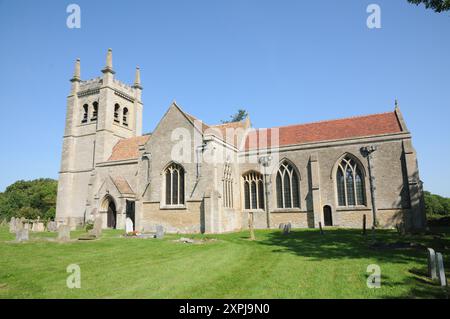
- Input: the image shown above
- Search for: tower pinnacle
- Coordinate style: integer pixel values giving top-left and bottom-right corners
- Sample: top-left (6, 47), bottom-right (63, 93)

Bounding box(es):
top-left (133, 66), bottom-right (142, 89)
top-left (102, 48), bottom-right (115, 74)
top-left (71, 58), bottom-right (81, 82)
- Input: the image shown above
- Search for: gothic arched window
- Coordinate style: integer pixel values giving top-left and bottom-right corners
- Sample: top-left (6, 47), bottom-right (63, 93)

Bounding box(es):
top-left (91, 102), bottom-right (98, 121)
top-left (276, 160), bottom-right (300, 208)
top-left (243, 171), bottom-right (264, 210)
top-left (223, 163), bottom-right (233, 208)
top-left (164, 163), bottom-right (185, 206)
top-left (82, 104), bottom-right (88, 123)
top-left (122, 107), bottom-right (128, 126)
top-left (114, 104), bottom-right (120, 123)
top-left (336, 155), bottom-right (366, 206)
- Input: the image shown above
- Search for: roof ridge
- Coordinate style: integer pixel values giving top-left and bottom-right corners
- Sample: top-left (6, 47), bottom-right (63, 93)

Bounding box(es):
top-left (254, 110), bottom-right (395, 131)
top-left (211, 120), bottom-right (246, 128)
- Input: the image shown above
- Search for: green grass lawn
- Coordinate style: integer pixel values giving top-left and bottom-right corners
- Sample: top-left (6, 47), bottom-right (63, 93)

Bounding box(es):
top-left (0, 226), bottom-right (448, 299)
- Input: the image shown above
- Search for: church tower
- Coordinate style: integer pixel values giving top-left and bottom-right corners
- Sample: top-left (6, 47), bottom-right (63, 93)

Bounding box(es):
top-left (55, 49), bottom-right (143, 226)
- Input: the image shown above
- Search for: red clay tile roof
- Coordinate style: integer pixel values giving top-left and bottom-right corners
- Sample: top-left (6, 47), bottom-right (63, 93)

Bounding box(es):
top-left (244, 112), bottom-right (403, 150)
top-left (209, 119), bottom-right (251, 147)
top-left (184, 112), bottom-right (211, 132)
top-left (184, 109), bottom-right (250, 147)
top-left (108, 135), bottom-right (151, 161)
top-left (110, 176), bottom-right (134, 195)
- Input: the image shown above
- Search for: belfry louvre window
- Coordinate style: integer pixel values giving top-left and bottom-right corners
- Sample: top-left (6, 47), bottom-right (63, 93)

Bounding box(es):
top-left (276, 160), bottom-right (300, 208)
top-left (223, 164), bottom-right (233, 208)
top-left (114, 104), bottom-right (120, 123)
top-left (165, 163), bottom-right (185, 206)
top-left (336, 156), bottom-right (366, 206)
top-left (82, 104), bottom-right (88, 123)
top-left (243, 172), bottom-right (264, 210)
top-left (122, 108), bottom-right (128, 126)
top-left (91, 102), bottom-right (98, 121)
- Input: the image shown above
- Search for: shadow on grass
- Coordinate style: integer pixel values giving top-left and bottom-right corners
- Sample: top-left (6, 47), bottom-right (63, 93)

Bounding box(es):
top-left (258, 228), bottom-right (422, 264)
top-left (256, 228), bottom-right (449, 298)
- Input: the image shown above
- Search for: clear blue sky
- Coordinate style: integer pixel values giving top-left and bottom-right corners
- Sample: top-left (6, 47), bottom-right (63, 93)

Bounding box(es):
top-left (0, 0), bottom-right (449, 196)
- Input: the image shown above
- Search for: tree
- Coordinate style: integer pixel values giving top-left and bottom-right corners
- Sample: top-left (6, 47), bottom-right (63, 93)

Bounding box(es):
top-left (221, 109), bottom-right (248, 124)
top-left (0, 178), bottom-right (57, 221)
top-left (407, 0), bottom-right (450, 12)
top-left (424, 191), bottom-right (450, 217)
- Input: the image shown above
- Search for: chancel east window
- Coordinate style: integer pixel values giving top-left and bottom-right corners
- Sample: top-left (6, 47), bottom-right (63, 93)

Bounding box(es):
top-left (276, 160), bottom-right (300, 209)
top-left (243, 171), bottom-right (264, 210)
top-left (165, 163), bottom-right (185, 206)
top-left (223, 163), bottom-right (233, 208)
top-left (336, 155), bottom-right (366, 206)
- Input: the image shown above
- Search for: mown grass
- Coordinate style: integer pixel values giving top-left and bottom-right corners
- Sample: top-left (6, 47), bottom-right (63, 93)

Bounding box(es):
top-left (0, 226), bottom-right (448, 298)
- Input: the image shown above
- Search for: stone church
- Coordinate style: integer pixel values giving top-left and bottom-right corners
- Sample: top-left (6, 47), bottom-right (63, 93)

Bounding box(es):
top-left (55, 50), bottom-right (426, 233)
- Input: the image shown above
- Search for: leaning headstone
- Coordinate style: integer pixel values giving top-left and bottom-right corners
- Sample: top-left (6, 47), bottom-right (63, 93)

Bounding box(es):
top-left (319, 221), bottom-right (324, 235)
top-left (88, 216), bottom-right (102, 238)
top-left (283, 222), bottom-right (291, 235)
top-left (436, 252), bottom-right (447, 287)
top-left (15, 228), bottom-right (29, 242)
top-left (57, 225), bottom-right (71, 241)
top-left (125, 217), bottom-right (134, 233)
top-left (47, 221), bottom-right (57, 232)
top-left (155, 225), bottom-right (164, 239)
top-left (427, 248), bottom-right (438, 280)
top-left (9, 217), bottom-right (16, 233)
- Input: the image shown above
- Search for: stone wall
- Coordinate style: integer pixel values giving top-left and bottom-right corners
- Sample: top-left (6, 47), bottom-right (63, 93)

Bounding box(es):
top-left (141, 201), bottom-right (203, 233)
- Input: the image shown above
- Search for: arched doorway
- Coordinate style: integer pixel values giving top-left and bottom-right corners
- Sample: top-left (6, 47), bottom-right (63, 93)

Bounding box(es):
top-left (101, 195), bottom-right (117, 229)
top-left (323, 205), bottom-right (333, 226)
top-left (107, 200), bottom-right (117, 229)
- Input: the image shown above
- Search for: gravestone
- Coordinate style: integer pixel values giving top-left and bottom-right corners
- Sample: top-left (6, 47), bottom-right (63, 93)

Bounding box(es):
top-left (125, 217), bottom-right (134, 233)
top-left (283, 222), bottom-right (291, 235)
top-left (21, 219), bottom-right (30, 230)
top-left (279, 223), bottom-right (285, 230)
top-left (9, 217), bottom-right (16, 233)
top-left (89, 216), bottom-right (102, 238)
top-left (319, 221), bottom-right (324, 235)
top-left (155, 225), bottom-right (164, 239)
top-left (248, 212), bottom-right (255, 240)
top-left (57, 225), bottom-right (71, 241)
top-left (427, 248), bottom-right (438, 280)
top-left (47, 221), bottom-right (57, 232)
top-left (32, 222), bottom-right (45, 232)
top-left (436, 252), bottom-right (447, 287)
top-left (15, 228), bottom-right (29, 242)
